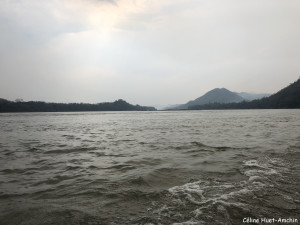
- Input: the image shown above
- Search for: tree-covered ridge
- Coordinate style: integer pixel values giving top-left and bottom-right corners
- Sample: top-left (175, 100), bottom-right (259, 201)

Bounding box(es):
top-left (176, 88), bottom-right (244, 109)
top-left (189, 78), bottom-right (300, 110)
top-left (0, 99), bottom-right (156, 112)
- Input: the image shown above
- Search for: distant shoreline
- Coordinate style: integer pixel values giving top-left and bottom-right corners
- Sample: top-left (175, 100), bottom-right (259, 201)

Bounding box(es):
top-left (1, 79), bottom-right (299, 112)
top-left (0, 99), bottom-right (156, 113)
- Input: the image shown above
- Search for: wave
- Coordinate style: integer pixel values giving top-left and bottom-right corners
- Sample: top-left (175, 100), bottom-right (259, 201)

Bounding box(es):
top-left (141, 152), bottom-right (300, 225)
top-left (44, 146), bottom-right (98, 154)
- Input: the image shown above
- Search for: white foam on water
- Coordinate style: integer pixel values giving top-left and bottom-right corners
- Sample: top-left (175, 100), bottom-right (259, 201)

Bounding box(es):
top-left (169, 182), bottom-right (206, 197)
top-left (169, 181), bottom-right (206, 205)
top-left (159, 156), bottom-right (289, 225)
top-left (242, 159), bottom-right (282, 181)
top-left (244, 168), bottom-right (278, 177)
top-left (220, 188), bottom-right (251, 200)
top-left (248, 175), bottom-right (263, 183)
top-left (169, 179), bottom-right (251, 207)
top-left (217, 200), bottom-right (248, 209)
top-left (243, 160), bottom-right (262, 167)
top-left (192, 208), bottom-right (202, 218)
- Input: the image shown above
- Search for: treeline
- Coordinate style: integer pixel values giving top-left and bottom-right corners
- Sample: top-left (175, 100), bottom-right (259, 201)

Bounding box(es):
top-left (189, 78), bottom-right (300, 110)
top-left (0, 99), bottom-right (156, 112)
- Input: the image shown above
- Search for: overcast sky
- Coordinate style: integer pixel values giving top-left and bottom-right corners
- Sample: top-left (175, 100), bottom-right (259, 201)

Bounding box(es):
top-left (0, 0), bottom-right (299, 106)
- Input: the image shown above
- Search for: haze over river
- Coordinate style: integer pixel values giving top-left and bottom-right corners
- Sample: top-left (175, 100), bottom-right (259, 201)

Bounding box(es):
top-left (0, 110), bottom-right (299, 225)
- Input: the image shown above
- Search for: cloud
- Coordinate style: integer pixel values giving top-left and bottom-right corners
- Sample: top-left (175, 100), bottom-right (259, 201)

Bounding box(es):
top-left (0, 0), bottom-right (299, 105)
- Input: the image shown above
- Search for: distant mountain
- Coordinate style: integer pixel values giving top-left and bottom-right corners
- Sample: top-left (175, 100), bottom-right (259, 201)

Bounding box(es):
top-left (163, 104), bottom-right (181, 110)
top-left (189, 78), bottom-right (300, 110)
top-left (0, 99), bottom-right (156, 112)
top-left (151, 104), bottom-right (182, 110)
top-left (236, 92), bottom-right (271, 101)
top-left (175, 88), bottom-right (244, 109)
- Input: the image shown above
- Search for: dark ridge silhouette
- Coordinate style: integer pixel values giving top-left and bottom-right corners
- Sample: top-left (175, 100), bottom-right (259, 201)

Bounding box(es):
top-left (0, 99), bottom-right (156, 112)
top-left (0, 98), bottom-right (9, 103)
top-left (188, 78), bottom-right (300, 110)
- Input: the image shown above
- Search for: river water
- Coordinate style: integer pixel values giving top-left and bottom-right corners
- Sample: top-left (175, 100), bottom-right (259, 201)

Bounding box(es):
top-left (0, 110), bottom-right (299, 225)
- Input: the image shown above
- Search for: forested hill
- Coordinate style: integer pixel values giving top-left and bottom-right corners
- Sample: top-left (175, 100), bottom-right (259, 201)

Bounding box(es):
top-left (189, 78), bottom-right (300, 110)
top-left (0, 99), bottom-right (156, 112)
top-left (175, 88), bottom-right (244, 109)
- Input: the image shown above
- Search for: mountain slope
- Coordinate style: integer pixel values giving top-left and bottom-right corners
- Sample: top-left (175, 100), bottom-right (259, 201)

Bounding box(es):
top-left (176, 88), bottom-right (244, 109)
top-left (236, 92), bottom-right (271, 101)
top-left (258, 79), bottom-right (300, 108)
top-left (189, 78), bottom-right (300, 110)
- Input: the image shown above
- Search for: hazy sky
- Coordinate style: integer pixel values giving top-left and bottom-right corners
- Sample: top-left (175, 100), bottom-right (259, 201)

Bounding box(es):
top-left (0, 0), bottom-right (299, 106)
